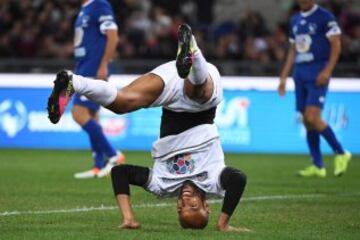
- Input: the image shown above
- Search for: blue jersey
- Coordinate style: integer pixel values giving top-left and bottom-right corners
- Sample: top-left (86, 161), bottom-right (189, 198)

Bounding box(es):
top-left (74, 0), bottom-right (117, 77)
top-left (289, 5), bottom-right (341, 64)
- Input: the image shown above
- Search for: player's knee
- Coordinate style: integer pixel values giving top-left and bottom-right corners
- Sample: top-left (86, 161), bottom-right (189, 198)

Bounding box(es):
top-left (221, 167), bottom-right (247, 190)
top-left (236, 170), bottom-right (247, 187)
top-left (71, 106), bottom-right (91, 125)
top-left (107, 92), bottom-right (139, 115)
top-left (304, 114), bottom-right (318, 128)
top-left (111, 165), bottom-right (127, 181)
top-left (106, 100), bottom-right (127, 115)
top-left (108, 105), bottom-right (127, 115)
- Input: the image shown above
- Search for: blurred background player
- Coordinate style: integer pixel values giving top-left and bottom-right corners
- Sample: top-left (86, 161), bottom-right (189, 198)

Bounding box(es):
top-left (72, 0), bottom-right (124, 179)
top-left (278, 0), bottom-right (351, 178)
top-left (47, 24), bottom-right (249, 231)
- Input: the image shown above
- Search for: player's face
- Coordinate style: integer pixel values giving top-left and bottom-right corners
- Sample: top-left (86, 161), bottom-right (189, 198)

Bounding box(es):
top-left (176, 182), bottom-right (209, 223)
top-left (297, 0), bottom-right (315, 12)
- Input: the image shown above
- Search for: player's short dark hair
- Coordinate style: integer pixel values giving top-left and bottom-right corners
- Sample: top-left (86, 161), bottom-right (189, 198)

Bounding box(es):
top-left (179, 210), bottom-right (209, 229)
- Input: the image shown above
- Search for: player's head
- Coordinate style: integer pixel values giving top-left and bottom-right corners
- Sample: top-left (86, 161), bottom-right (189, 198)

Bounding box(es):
top-left (177, 181), bottom-right (209, 229)
top-left (297, 0), bottom-right (316, 11)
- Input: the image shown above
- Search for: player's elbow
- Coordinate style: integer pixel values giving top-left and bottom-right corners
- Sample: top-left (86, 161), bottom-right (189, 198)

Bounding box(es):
top-left (111, 165), bottom-right (124, 180)
top-left (106, 29), bottom-right (118, 41)
top-left (221, 167), bottom-right (247, 191)
top-left (235, 170), bottom-right (247, 187)
top-left (337, 42), bottom-right (342, 55)
top-left (112, 33), bottom-right (119, 46)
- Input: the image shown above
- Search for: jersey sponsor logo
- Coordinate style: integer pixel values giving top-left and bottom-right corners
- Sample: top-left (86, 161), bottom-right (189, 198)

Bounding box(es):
top-left (0, 100), bottom-right (27, 137)
top-left (167, 153), bottom-right (194, 175)
top-left (295, 52), bottom-right (314, 62)
top-left (295, 34), bottom-right (312, 53)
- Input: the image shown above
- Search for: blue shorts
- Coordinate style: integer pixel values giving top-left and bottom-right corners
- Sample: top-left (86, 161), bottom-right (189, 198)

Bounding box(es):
top-left (73, 93), bottom-right (100, 113)
top-left (293, 62), bottom-right (328, 112)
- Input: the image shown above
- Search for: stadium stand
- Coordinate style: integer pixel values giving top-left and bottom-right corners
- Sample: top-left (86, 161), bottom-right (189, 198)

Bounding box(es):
top-left (0, 0), bottom-right (359, 75)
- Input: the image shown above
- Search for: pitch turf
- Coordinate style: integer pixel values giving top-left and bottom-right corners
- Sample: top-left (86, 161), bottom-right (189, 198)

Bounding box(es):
top-left (0, 149), bottom-right (359, 240)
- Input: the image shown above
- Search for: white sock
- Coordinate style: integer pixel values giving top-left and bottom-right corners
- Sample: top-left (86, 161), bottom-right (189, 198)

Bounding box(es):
top-left (72, 74), bottom-right (118, 106)
top-left (188, 36), bottom-right (209, 85)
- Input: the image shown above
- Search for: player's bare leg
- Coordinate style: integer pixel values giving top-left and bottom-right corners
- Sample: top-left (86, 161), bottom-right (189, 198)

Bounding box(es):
top-left (48, 71), bottom-right (164, 123)
top-left (300, 106), bottom-right (351, 177)
top-left (47, 24), bottom-right (210, 123)
top-left (107, 73), bottom-right (164, 114)
top-left (303, 106), bottom-right (327, 131)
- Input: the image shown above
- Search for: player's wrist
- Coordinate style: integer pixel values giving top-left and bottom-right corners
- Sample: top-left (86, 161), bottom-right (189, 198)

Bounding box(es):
top-left (99, 61), bottom-right (108, 68)
top-left (323, 67), bottom-right (333, 75)
top-left (217, 212), bottom-right (230, 229)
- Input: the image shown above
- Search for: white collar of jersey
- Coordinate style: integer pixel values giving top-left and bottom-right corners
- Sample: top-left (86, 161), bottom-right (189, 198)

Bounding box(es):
top-left (300, 4), bottom-right (318, 17)
top-left (82, 0), bottom-right (95, 8)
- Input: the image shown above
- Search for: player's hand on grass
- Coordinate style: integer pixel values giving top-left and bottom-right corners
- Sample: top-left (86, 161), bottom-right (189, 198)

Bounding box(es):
top-left (119, 219), bottom-right (141, 229)
top-left (96, 64), bottom-right (108, 80)
top-left (217, 224), bottom-right (252, 232)
top-left (278, 80), bottom-right (286, 96)
top-left (316, 69), bottom-right (331, 87)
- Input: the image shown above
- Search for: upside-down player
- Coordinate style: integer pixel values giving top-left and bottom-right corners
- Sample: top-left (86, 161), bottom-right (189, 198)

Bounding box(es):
top-left (47, 24), bottom-right (249, 231)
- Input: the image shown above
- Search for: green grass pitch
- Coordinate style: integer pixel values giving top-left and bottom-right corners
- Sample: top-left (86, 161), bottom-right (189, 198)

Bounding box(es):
top-left (0, 149), bottom-right (359, 240)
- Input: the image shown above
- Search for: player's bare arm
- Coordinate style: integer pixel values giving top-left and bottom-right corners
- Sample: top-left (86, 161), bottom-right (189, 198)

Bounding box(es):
top-left (116, 195), bottom-right (141, 229)
top-left (316, 34), bottom-right (341, 86)
top-left (97, 29), bottom-right (119, 80)
top-left (216, 167), bottom-right (249, 232)
top-left (278, 43), bottom-right (295, 96)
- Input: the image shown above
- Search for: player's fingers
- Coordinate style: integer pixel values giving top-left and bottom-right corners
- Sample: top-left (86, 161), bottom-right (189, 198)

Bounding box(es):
top-left (316, 76), bottom-right (326, 87)
top-left (278, 87), bottom-right (285, 96)
top-left (96, 73), bottom-right (107, 80)
top-left (119, 222), bottom-right (141, 229)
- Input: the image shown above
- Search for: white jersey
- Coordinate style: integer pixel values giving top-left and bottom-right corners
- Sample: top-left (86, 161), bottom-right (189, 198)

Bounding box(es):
top-left (145, 61), bottom-right (225, 198)
top-left (147, 124), bottom-right (226, 198)
top-left (149, 60), bottom-right (223, 112)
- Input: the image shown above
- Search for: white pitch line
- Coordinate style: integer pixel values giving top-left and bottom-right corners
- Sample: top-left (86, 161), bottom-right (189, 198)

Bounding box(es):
top-left (1, 192), bottom-right (359, 217)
